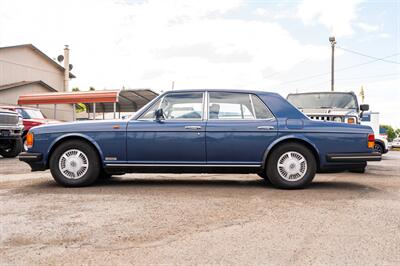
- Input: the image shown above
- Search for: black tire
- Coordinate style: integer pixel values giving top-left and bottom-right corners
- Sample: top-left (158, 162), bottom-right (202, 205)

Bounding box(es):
top-left (374, 142), bottom-right (383, 154)
top-left (349, 167), bottom-right (366, 173)
top-left (0, 138), bottom-right (22, 158)
top-left (257, 172), bottom-right (271, 183)
top-left (49, 140), bottom-right (100, 187)
top-left (98, 171), bottom-right (113, 179)
top-left (266, 143), bottom-right (316, 189)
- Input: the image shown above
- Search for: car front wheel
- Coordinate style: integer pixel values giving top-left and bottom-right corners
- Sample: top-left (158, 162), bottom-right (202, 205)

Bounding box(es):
top-left (49, 140), bottom-right (100, 187)
top-left (266, 143), bottom-right (316, 189)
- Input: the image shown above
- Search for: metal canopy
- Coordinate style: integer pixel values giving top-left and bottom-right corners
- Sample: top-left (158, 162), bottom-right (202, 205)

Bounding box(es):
top-left (18, 89), bottom-right (159, 120)
top-left (84, 89), bottom-right (158, 113)
top-left (18, 90), bottom-right (119, 105)
top-left (18, 89), bottom-right (158, 112)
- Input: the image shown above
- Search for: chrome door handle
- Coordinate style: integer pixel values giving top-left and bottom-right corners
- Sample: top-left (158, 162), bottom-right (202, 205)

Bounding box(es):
top-left (185, 125), bottom-right (202, 130)
top-left (257, 126), bottom-right (274, 130)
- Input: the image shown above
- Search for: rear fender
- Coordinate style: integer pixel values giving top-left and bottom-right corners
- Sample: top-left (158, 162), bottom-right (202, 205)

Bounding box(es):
top-left (261, 134), bottom-right (321, 169)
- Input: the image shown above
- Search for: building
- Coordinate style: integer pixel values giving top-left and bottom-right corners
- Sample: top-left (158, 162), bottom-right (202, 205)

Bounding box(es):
top-left (0, 44), bottom-right (75, 121)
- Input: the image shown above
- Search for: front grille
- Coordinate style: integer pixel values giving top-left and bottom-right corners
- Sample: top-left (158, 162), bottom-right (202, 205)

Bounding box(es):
top-left (308, 115), bottom-right (337, 122)
top-left (0, 113), bottom-right (19, 125)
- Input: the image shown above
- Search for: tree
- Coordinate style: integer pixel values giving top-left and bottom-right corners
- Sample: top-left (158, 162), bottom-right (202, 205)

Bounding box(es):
top-left (380, 125), bottom-right (396, 141)
top-left (89, 86), bottom-right (95, 91)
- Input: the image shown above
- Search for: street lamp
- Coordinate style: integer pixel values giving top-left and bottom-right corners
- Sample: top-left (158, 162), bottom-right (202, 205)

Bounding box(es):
top-left (329, 36), bottom-right (336, 92)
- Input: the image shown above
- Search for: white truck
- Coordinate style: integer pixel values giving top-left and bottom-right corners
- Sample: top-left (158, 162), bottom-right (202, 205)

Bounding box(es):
top-left (287, 91), bottom-right (388, 154)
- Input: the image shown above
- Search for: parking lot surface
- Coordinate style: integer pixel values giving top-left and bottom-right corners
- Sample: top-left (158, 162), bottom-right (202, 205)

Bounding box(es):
top-left (1, 152), bottom-right (400, 265)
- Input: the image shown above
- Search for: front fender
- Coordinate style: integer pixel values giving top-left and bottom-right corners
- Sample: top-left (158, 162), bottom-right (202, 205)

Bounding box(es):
top-left (45, 133), bottom-right (105, 164)
top-left (261, 134), bottom-right (321, 168)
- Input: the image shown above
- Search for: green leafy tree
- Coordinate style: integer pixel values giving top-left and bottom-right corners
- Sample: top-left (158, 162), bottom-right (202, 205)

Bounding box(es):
top-left (381, 125), bottom-right (396, 141)
top-left (89, 86), bottom-right (95, 91)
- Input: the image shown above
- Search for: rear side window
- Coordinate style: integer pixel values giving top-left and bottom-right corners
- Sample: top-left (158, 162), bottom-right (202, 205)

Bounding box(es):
top-left (251, 95), bottom-right (274, 119)
top-left (209, 92), bottom-right (254, 120)
top-left (208, 92), bottom-right (274, 120)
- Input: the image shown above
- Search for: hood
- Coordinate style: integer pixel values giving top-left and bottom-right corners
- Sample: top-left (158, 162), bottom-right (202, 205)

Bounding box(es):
top-left (30, 119), bottom-right (128, 134)
top-left (0, 108), bottom-right (18, 115)
top-left (299, 108), bottom-right (358, 116)
top-left (24, 118), bottom-right (61, 124)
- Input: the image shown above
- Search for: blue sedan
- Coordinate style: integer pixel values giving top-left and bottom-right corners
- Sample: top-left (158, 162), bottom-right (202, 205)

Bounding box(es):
top-left (19, 89), bottom-right (381, 189)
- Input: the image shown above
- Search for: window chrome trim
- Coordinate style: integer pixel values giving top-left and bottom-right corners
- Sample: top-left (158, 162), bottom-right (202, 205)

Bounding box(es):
top-left (136, 91), bottom-right (276, 122)
top-left (207, 92), bottom-right (276, 122)
top-left (137, 91), bottom-right (205, 121)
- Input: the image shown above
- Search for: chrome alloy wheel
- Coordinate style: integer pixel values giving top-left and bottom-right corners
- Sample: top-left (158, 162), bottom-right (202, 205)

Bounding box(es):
top-left (58, 149), bottom-right (89, 179)
top-left (277, 151), bottom-right (307, 182)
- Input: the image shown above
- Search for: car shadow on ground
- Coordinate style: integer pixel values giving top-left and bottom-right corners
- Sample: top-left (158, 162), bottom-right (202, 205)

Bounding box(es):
top-left (11, 176), bottom-right (380, 196)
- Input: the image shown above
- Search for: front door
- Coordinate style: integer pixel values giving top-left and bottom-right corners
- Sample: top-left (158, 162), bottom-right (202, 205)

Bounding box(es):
top-left (126, 91), bottom-right (206, 164)
top-left (206, 91), bottom-right (278, 165)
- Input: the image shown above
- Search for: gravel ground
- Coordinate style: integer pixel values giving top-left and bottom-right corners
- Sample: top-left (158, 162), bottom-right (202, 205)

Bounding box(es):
top-left (1, 152), bottom-right (400, 265)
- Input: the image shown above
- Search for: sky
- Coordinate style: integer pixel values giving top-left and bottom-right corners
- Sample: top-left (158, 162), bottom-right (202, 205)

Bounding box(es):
top-left (0, 0), bottom-right (399, 127)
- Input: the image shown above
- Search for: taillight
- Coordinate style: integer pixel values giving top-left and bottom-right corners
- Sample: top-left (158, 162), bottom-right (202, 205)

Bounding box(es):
top-left (368, 134), bottom-right (374, 149)
top-left (26, 132), bottom-right (34, 149)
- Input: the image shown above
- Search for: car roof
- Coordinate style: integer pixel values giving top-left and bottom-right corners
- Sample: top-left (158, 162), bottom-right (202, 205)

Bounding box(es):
top-left (162, 89), bottom-right (279, 96)
top-left (287, 91), bottom-right (356, 96)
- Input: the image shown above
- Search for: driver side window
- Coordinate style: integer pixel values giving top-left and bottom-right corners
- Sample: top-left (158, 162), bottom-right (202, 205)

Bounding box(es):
top-left (140, 92), bottom-right (204, 120)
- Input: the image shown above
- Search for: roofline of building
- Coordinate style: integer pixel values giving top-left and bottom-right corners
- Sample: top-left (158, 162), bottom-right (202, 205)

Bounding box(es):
top-left (0, 80), bottom-right (58, 92)
top-left (0, 44), bottom-right (76, 78)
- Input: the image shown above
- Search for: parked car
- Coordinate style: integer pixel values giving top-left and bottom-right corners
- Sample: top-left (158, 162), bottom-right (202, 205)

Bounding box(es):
top-left (287, 91), bottom-right (389, 154)
top-left (0, 108), bottom-right (23, 157)
top-left (0, 105), bottom-right (60, 150)
top-left (19, 89), bottom-right (381, 189)
top-left (392, 138), bottom-right (400, 149)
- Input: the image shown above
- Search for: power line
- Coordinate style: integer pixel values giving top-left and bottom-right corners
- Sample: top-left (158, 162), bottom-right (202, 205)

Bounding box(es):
top-left (336, 72), bottom-right (400, 81)
top-left (337, 46), bottom-right (400, 64)
top-left (276, 52), bottom-right (400, 86)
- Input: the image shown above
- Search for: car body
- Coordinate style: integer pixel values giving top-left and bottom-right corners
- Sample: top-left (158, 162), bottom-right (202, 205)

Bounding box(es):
top-left (392, 138), bottom-right (400, 149)
top-left (0, 108), bottom-right (23, 157)
top-left (0, 105), bottom-right (60, 148)
top-left (287, 92), bottom-right (388, 154)
top-left (19, 89), bottom-right (381, 189)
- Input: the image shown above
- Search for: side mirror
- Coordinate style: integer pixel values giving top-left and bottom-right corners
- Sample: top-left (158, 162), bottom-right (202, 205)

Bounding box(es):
top-left (154, 108), bottom-right (164, 121)
top-left (360, 104), bottom-right (369, 111)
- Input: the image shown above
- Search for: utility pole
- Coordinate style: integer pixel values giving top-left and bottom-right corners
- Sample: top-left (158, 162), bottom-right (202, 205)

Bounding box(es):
top-left (329, 36), bottom-right (336, 91)
top-left (171, 81), bottom-right (175, 91)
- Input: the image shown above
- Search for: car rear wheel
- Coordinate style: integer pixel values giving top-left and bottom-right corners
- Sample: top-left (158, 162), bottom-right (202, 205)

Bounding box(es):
top-left (266, 143), bottom-right (316, 189)
top-left (49, 140), bottom-right (100, 187)
top-left (374, 142), bottom-right (383, 154)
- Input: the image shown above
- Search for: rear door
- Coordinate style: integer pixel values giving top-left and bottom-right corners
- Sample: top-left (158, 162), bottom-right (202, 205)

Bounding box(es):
top-left (206, 92), bottom-right (278, 165)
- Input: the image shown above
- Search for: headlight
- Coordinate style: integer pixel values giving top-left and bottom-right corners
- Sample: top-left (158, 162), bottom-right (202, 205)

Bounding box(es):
top-left (347, 117), bottom-right (356, 124)
top-left (18, 116), bottom-right (23, 126)
top-left (333, 117), bottom-right (342, 122)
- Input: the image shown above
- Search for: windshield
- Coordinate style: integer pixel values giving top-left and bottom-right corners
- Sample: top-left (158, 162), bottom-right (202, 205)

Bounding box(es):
top-left (17, 108), bottom-right (45, 119)
top-left (287, 93), bottom-right (357, 109)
